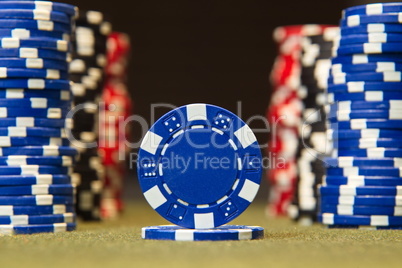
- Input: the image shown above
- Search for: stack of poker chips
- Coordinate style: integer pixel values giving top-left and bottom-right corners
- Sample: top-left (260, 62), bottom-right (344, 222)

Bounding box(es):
top-left (319, 2), bottom-right (402, 230)
top-left (70, 10), bottom-right (111, 221)
top-left (138, 104), bottom-right (264, 241)
top-left (99, 32), bottom-right (132, 219)
top-left (267, 25), bottom-right (334, 217)
top-left (288, 27), bottom-right (338, 225)
top-left (0, 1), bottom-right (77, 235)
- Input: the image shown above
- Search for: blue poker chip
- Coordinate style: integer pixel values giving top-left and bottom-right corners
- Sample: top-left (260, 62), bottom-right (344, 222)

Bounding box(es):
top-left (0, 165), bottom-right (71, 175)
top-left (0, 174), bottom-right (71, 186)
top-left (331, 63), bottom-right (402, 74)
top-left (0, 58), bottom-right (68, 70)
top-left (328, 82), bottom-right (402, 93)
top-left (0, 98), bottom-right (70, 108)
top-left (328, 109), bottom-right (402, 122)
top-left (0, 89), bottom-right (71, 100)
top-left (0, 28), bottom-right (69, 40)
top-left (0, 184), bottom-right (74, 196)
top-left (331, 119), bottom-right (402, 130)
top-left (326, 167), bottom-right (402, 177)
top-left (341, 24), bottom-right (402, 35)
top-left (324, 176), bottom-right (402, 186)
top-left (326, 224), bottom-right (402, 230)
top-left (0, 19), bottom-right (72, 33)
top-left (0, 195), bottom-right (74, 205)
top-left (319, 185), bottom-right (402, 196)
top-left (0, 37), bottom-right (70, 52)
top-left (0, 107), bottom-right (69, 119)
top-left (0, 1), bottom-right (77, 17)
top-left (0, 137), bottom-right (69, 147)
top-left (0, 79), bottom-right (70, 90)
top-left (337, 148), bottom-right (402, 158)
top-left (329, 101), bottom-right (402, 111)
top-left (0, 222), bottom-right (76, 235)
top-left (0, 68), bottom-right (68, 79)
top-left (142, 225), bottom-right (264, 241)
top-left (321, 204), bottom-right (402, 216)
top-left (319, 213), bottom-right (402, 227)
top-left (138, 104), bottom-right (262, 229)
top-left (329, 71), bottom-right (402, 84)
top-left (338, 33), bottom-right (402, 45)
top-left (0, 10), bottom-right (71, 24)
top-left (324, 157), bottom-right (402, 168)
top-left (0, 212), bottom-right (74, 225)
top-left (332, 54), bottom-right (402, 65)
top-left (343, 3), bottom-right (402, 18)
top-left (333, 138), bottom-right (402, 149)
top-left (0, 146), bottom-right (77, 156)
top-left (328, 129), bottom-right (402, 140)
top-left (0, 118), bottom-right (70, 128)
top-left (0, 48), bottom-right (70, 61)
top-left (0, 205), bottom-right (74, 216)
top-left (327, 92), bottom-right (402, 103)
top-left (341, 14), bottom-right (402, 27)
top-left (0, 155), bottom-right (73, 166)
top-left (335, 42), bottom-right (402, 55)
top-left (0, 127), bottom-right (67, 138)
top-left (321, 195), bottom-right (402, 206)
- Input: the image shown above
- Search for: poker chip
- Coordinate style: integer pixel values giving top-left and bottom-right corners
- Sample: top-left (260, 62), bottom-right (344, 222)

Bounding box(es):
top-left (138, 104), bottom-right (262, 229)
top-left (0, 195), bottom-right (74, 206)
top-left (321, 204), bottom-right (402, 216)
top-left (0, 48), bottom-right (70, 61)
top-left (0, 67), bottom-right (68, 79)
top-left (0, 37), bottom-right (70, 51)
top-left (0, 58), bottom-right (69, 70)
top-left (0, 136), bottom-right (69, 147)
top-left (341, 24), bottom-right (402, 35)
top-left (0, 222), bottom-right (76, 235)
top-left (324, 157), bottom-right (402, 168)
top-left (0, 107), bottom-right (69, 119)
top-left (338, 33), bottom-right (402, 45)
top-left (321, 195), bottom-right (402, 206)
top-left (0, 10), bottom-right (71, 24)
top-left (336, 148), bottom-right (402, 158)
top-left (328, 129), bottom-right (402, 140)
top-left (328, 109), bottom-right (402, 121)
top-left (329, 100), bottom-right (402, 111)
top-left (0, 19), bottom-right (72, 33)
top-left (343, 3), bottom-right (402, 17)
top-left (331, 119), bottom-right (402, 130)
top-left (0, 175), bottom-right (72, 186)
top-left (327, 91), bottom-right (402, 102)
top-left (0, 155), bottom-right (73, 166)
top-left (319, 185), bottom-right (402, 196)
top-left (142, 225), bottom-right (264, 241)
top-left (0, 89), bottom-right (71, 100)
top-left (0, 118), bottom-right (70, 128)
top-left (342, 14), bottom-right (402, 27)
top-left (0, 165), bottom-right (71, 176)
top-left (327, 166), bottom-right (402, 177)
top-left (0, 98), bottom-right (70, 108)
top-left (324, 175), bottom-right (402, 186)
top-left (326, 225), bottom-right (402, 230)
top-left (333, 138), bottom-right (402, 149)
top-left (329, 71), bottom-right (402, 84)
top-left (332, 54), bottom-right (402, 64)
top-left (319, 213), bottom-right (402, 227)
top-left (0, 184), bottom-right (74, 196)
top-left (0, 212), bottom-right (74, 225)
top-left (0, 78), bottom-right (70, 90)
top-left (0, 1), bottom-right (78, 17)
top-left (0, 204), bottom-right (74, 216)
top-left (328, 82), bottom-right (402, 92)
top-left (0, 28), bottom-right (70, 40)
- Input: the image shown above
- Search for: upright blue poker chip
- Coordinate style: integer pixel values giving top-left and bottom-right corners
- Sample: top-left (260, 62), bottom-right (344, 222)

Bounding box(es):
top-left (328, 109), bottom-right (402, 122)
top-left (0, 222), bottom-right (76, 235)
top-left (343, 3), bottom-right (402, 18)
top-left (0, 68), bottom-right (69, 79)
top-left (0, 174), bottom-right (72, 186)
top-left (0, 118), bottom-right (71, 128)
top-left (320, 204), bottom-right (402, 216)
top-left (0, 137), bottom-right (69, 147)
top-left (0, 165), bottom-right (71, 175)
top-left (0, 98), bottom-right (70, 108)
top-left (0, 195), bottom-right (74, 206)
top-left (328, 129), bottom-right (402, 140)
top-left (0, 58), bottom-right (68, 70)
top-left (0, 48), bottom-right (70, 61)
top-left (326, 167), bottom-right (402, 177)
top-left (0, 212), bottom-right (75, 225)
top-left (324, 175), bottom-right (402, 186)
top-left (333, 138), bottom-right (402, 149)
top-left (324, 157), bottom-right (402, 168)
top-left (0, 37), bottom-right (70, 52)
top-left (0, 126), bottom-right (67, 138)
top-left (0, 19), bottom-right (72, 33)
top-left (0, 10), bottom-right (71, 24)
top-left (327, 92), bottom-right (402, 103)
top-left (0, 205), bottom-right (74, 216)
top-left (341, 24), bottom-right (402, 35)
top-left (336, 148), bottom-right (402, 158)
top-left (0, 107), bottom-right (70, 118)
top-left (335, 42), bottom-right (402, 55)
top-left (138, 104), bottom-right (262, 229)
top-left (0, 89), bottom-right (71, 100)
top-left (329, 101), bottom-right (402, 111)
top-left (329, 71), bottom-right (402, 84)
top-left (0, 28), bottom-right (70, 40)
top-left (331, 119), bottom-right (402, 130)
top-left (0, 155), bottom-right (73, 166)
top-left (0, 79), bottom-right (70, 90)
top-left (319, 185), bottom-right (402, 196)
top-left (341, 14), bottom-right (402, 27)
top-left (338, 33), bottom-right (402, 45)
top-left (332, 54), bottom-right (402, 64)
top-left (319, 213), bottom-right (402, 227)
top-left (142, 225), bottom-right (264, 241)
top-left (0, 1), bottom-right (78, 17)
top-left (331, 63), bottom-right (402, 74)
top-left (328, 82), bottom-right (402, 93)
top-left (320, 195), bottom-right (402, 206)
top-left (0, 146), bottom-right (77, 156)
top-left (0, 184), bottom-right (74, 196)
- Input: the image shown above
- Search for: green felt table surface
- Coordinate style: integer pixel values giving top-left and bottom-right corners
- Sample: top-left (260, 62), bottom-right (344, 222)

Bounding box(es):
top-left (0, 201), bottom-right (401, 268)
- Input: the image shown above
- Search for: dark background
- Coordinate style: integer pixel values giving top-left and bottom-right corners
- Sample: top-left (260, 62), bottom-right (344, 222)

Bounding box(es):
top-left (62, 0), bottom-right (388, 201)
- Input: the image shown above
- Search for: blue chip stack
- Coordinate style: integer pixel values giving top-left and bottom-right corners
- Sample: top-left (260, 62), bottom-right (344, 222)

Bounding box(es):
top-left (320, 2), bottom-right (402, 230)
top-left (0, 1), bottom-right (78, 235)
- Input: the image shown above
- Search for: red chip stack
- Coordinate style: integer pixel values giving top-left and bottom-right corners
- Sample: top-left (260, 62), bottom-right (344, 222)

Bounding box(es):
top-left (267, 25), bottom-right (334, 217)
top-left (99, 32), bottom-right (132, 219)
